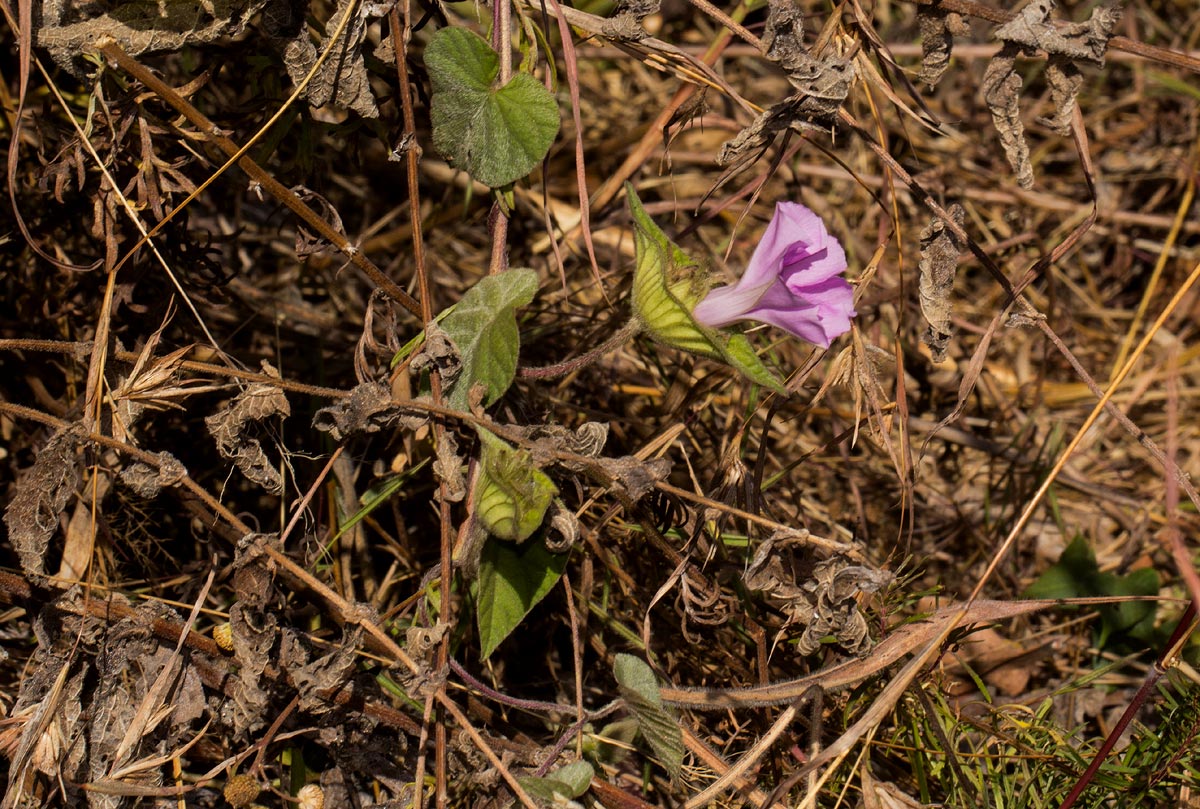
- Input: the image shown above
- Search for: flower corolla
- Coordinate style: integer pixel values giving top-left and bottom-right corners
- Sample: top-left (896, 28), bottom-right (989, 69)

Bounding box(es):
top-left (692, 202), bottom-right (855, 349)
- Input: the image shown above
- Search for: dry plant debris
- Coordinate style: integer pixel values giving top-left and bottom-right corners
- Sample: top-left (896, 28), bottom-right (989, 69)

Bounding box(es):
top-left (2, 0), bottom-right (1200, 806)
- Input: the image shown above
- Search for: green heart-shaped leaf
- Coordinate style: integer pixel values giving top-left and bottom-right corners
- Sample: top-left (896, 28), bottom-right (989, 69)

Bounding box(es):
top-left (476, 534), bottom-right (567, 659)
top-left (426, 27), bottom-right (560, 187)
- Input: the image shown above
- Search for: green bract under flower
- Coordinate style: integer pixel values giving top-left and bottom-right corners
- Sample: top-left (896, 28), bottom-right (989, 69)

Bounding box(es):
top-left (626, 185), bottom-right (787, 394)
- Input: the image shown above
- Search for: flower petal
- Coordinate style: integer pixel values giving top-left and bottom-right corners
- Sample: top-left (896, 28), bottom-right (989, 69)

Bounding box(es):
top-left (778, 235), bottom-right (847, 288)
top-left (692, 280), bottom-right (773, 328)
top-left (739, 276), bottom-right (855, 348)
top-left (691, 198), bottom-right (855, 349)
top-left (738, 202), bottom-right (830, 289)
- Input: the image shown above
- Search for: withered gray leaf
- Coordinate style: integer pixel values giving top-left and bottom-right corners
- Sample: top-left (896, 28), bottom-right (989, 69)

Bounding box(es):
top-left (513, 420), bottom-right (610, 468)
top-left (601, 12), bottom-right (646, 40)
top-left (917, 3), bottom-right (969, 88)
top-left (88, 601), bottom-right (183, 792)
top-left (983, 1), bottom-right (1120, 187)
top-left (795, 557), bottom-right (892, 656)
top-left (37, 0), bottom-right (268, 75)
top-left (993, 0), bottom-right (1119, 61)
top-left (716, 2), bottom-right (853, 183)
top-left (227, 602), bottom-right (278, 734)
top-left (314, 381), bottom-right (427, 441)
top-left (1037, 60), bottom-right (1085, 135)
top-left (281, 626), bottom-right (363, 714)
top-left (601, 0), bottom-right (659, 40)
top-left (118, 452), bottom-right (188, 498)
top-left (918, 204), bottom-right (966, 362)
top-left (7, 651), bottom-right (89, 792)
top-left (597, 456), bottom-right (672, 502)
top-left (717, 61), bottom-right (854, 170)
top-left (205, 381), bottom-right (290, 495)
top-left (433, 432), bottom-right (466, 503)
top-left (409, 322), bottom-right (462, 385)
top-left (762, 0), bottom-right (807, 74)
top-left (762, 0), bottom-right (854, 104)
top-left (4, 424), bottom-right (85, 575)
top-left (981, 45), bottom-right (1032, 189)
top-left (292, 185), bottom-right (349, 259)
top-left (745, 533), bottom-right (890, 657)
top-left (262, 0), bottom-right (379, 117)
top-left (545, 503), bottom-right (580, 552)
top-left (233, 532), bottom-right (281, 608)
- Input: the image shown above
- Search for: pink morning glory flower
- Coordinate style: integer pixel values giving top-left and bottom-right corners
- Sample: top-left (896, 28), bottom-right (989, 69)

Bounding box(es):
top-left (692, 202), bottom-right (856, 349)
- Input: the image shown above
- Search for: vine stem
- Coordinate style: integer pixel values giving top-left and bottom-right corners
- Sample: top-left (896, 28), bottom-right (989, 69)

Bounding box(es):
top-left (517, 318), bottom-right (643, 379)
top-left (488, 0), bottom-right (514, 276)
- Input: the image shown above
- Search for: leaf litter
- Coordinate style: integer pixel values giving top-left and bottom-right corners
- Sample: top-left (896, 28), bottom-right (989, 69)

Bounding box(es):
top-left (2, 0), bottom-right (1200, 806)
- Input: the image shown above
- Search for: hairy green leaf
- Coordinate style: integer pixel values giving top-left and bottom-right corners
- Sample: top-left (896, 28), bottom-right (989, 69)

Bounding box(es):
top-left (517, 760), bottom-right (594, 802)
top-left (426, 27), bottom-right (560, 187)
top-left (613, 654), bottom-right (683, 778)
top-left (441, 269), bottom-right (538, 410)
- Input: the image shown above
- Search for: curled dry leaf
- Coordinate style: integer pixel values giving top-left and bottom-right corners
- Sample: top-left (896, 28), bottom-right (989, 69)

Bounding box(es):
top-left (228, 601), bottom-right (278, 734)
top-left (3, 423), bottom-right (85, 575)
top-left (7, 652), bottom-right (88, 792)
top-left (1036, 6), bottom-right (1122, 134)
top-left (261, 0), bottom-right (379, 117)
top-left (280, 625), bottom-right (363, 714)
top-left (545, 504), bottom-right (581, 552)
top-left (205, 376), bottom-right (290, 495)
top-left (744, 532), bottom-right (891, 657)
top-left (918, 204), bottom-right (966, 363)
top-left (716, 0), bottom-right (854, 177)
top-left (88, 601), bottom-right (194, 788)
top-left (409, 322), bottom-right (463, 385)
top-left (232, 532), bottom-right (282, 609)
top-left (595, 456), bottom-right (673, 502)
top-left (761, 0), bottom-right (808, 75)
top-left (398, 623), bottom-right (447, 701)
top-left (290, 185), bottom-right (349, 259)
top-left (433, 432), bottom-right (466, 503)
top-left (981, 46), bottom-right (1032, 189)
top-left (313, 381), bottom-right (420, 441)
top-left (917, 1), bottom-right (969, 89)
top-left (118, 452), bottom-right (188, 498)
top-left (982, 0), bottom-right (1120, 188)
top-left (601, 0), bottom-right (660, 40)
top-left (511, 420), bottom-right (610, 468)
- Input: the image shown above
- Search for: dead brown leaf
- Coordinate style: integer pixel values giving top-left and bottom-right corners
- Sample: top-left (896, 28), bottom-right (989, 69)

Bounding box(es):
top-left (982, 0), bottom-right (1120, 188)
top-left (918, 203), bottom-right (966, 363)
top-left (36, 0), bottom-right (267, 75)
top-left (3, 423), bottom-right (84, 575)
top-left (262, 0), bottom-right (380, 118)
top-left (205, 370), bottom-right (290, 495)
top-left (916, 1), bottom-right (968, 89)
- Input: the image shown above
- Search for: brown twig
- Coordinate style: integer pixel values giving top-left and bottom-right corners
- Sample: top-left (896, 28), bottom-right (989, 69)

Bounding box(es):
top-left (96, 39), bottom-right (423, 320)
